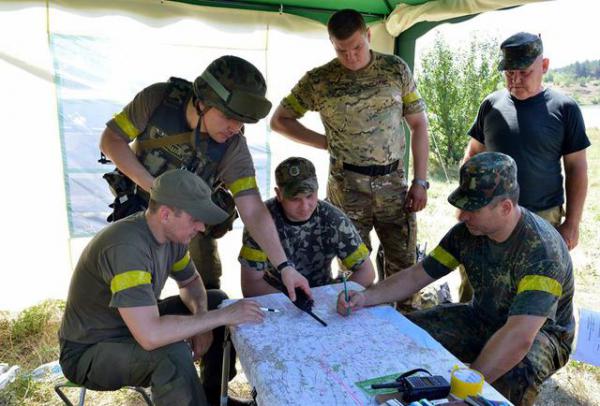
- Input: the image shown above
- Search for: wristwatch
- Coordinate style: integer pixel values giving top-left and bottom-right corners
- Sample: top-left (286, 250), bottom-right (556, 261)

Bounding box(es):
top-left (412, 178), bottom-right (430, 190)
top-left (275, 260), bottom-right (295, 273)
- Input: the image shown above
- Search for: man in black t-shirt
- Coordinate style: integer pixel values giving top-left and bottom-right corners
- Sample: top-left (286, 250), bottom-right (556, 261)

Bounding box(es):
top-left (464, 32), bottom-right (590, 251)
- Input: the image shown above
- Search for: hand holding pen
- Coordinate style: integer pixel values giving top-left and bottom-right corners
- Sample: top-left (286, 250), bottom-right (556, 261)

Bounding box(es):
top-left (337, 288), bottom-right (366, 316)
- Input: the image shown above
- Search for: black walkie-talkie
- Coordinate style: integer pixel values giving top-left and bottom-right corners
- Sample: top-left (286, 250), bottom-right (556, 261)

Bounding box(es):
top-left (283, 287), bottom-right (327, 327)
top-left (371, 368), bottom-right (450, 402)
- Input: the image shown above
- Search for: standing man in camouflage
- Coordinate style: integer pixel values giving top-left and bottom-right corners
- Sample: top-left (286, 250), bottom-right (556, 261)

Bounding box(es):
top-left (100, 55), bottom-right (310, 301)
top-left (338, 152), bottom-right (575, 406)
top-left (270, 9), bottom-right (430, 300)
top-left (239, 157), bottom-right (375, 297)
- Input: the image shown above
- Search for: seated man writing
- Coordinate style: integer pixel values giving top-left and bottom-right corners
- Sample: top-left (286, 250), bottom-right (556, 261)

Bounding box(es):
top-left (59, 169), bottom-right (264, 406)
top-left (239, 157), bottom-right (375, 296)
top-left (338, 152), bottom-right (574, 406)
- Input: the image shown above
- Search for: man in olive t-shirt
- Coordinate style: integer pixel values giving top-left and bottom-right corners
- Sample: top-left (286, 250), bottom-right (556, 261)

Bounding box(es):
top-left (59, 170), bottom-right (265, 406)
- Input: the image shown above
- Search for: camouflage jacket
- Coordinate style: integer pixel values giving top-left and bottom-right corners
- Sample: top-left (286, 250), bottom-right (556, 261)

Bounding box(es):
top-left (422, 208), bottom-right (575, 344)
top-left (280, 51), bottom-right (426, 166)
top-left (238, 198), bottom-right (369, 288)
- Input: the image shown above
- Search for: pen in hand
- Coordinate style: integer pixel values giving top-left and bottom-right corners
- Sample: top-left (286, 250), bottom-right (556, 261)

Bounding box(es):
top-left (342, 272), bottom-right (350, 316)
top-left (259, 307), bottom-right (281, 313)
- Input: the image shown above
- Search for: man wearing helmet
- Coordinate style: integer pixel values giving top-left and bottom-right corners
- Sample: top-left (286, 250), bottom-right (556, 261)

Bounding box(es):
top-left (99, 56), bottom-right (310, 404)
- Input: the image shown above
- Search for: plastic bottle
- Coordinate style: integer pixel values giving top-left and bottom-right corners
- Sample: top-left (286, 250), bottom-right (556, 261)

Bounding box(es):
top-left (0, 365), bottom-right (20, 390)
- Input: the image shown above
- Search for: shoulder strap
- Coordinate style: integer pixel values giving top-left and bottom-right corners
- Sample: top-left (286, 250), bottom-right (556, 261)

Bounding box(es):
top-left (136, 131), bottom-right (193, 151)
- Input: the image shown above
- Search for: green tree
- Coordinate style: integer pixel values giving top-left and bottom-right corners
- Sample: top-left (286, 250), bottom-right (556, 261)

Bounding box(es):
top-left (417, 34), bottom-right (503, 169)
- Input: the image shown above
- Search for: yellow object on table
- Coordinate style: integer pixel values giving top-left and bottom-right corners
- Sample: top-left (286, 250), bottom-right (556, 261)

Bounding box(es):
top-left (450, 365), bottom-right (484, 399)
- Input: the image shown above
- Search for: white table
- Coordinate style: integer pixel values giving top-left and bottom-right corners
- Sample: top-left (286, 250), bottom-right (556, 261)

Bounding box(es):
top-left (225, 283), bottom-right (511, 406)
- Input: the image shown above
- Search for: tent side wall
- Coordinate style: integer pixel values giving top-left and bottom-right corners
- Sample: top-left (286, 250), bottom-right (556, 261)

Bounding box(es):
top-left (0, 2), bottom-right (71, 311)
top-left (0, 0), bottom-right (393, 311)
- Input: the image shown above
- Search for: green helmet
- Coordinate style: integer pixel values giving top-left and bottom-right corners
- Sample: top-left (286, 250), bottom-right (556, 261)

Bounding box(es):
top-left (193, 55), bottom-right (272, 124)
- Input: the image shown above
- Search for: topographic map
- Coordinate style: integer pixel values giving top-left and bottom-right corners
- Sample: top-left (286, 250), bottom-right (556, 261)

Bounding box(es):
top-left (225, 283), bottom-right (507, 405)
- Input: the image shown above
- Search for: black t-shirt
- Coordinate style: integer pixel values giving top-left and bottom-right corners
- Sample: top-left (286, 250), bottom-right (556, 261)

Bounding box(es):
top-left (469, 88), bottom-right (590, 211)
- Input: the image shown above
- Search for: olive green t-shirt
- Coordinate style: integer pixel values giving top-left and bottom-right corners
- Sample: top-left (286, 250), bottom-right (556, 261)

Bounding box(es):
top-left (59, 212), bottom-right (196, 344)
top-left (107, 82), bottom-right (258, 197)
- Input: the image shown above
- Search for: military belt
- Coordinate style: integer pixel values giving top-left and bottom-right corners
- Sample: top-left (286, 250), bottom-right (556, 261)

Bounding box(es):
top-left (331, 158), bottom-right (399, 177)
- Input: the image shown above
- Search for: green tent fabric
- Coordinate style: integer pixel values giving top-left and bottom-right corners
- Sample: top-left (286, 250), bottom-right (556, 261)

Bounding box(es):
top-left (169, 0), bottom-right (548, 66)
top-left (168, 0), bottom-right (548, 174)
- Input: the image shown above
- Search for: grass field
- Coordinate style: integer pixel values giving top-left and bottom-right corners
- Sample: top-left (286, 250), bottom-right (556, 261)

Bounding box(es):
top-left (1, 129), bottom-right (599, 405)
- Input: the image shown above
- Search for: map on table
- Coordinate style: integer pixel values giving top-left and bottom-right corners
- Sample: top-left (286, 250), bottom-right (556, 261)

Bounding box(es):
top-left (225, 283), bottom-right (465, 406)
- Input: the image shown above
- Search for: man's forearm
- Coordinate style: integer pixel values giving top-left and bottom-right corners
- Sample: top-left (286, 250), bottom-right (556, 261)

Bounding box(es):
top-left (364, 263), bottom-right (433, 307)
top-left (564, 161), bottom-right (588, 226)
top-left (120, 305), bottom-right (225, 351)
top-left (471, 328), bottom-right (530, 383)
top-left (236, 195), bottom-right (289, 266)
top-left (348, 261), bottom-right (375, 288)
top-left (100, 127), bottom-right (155, 192)
top-left (271, 109), bottom-right (327, 149)
top-left (410, 125), bottom-right (429, 181)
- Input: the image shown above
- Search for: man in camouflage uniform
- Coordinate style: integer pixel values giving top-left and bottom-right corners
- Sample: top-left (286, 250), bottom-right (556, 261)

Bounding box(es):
top-left (239, 157), bottom-right (375, 296)
top-left (459, 32), bottom-right (590, 303)
top-left (100, 55), bottom-right (311, 300)
top-left (338, 152), bottom-right (574, 406)
top-left (270, 9), bottom-right (430, 298)
top-left (59, 170), bottom-right (266, 406)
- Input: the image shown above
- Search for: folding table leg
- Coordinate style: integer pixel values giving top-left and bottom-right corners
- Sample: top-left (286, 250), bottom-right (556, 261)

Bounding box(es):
top-left (220, 327), bottom-right (232, 406)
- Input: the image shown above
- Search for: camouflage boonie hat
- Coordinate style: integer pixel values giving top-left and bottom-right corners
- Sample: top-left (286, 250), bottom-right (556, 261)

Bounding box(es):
top-left (498, 32), bottom-right (543, 71)
top-left (275, 157), bottom-right (318, 198)
top-left (193, 55), bottom-right (272, 123)
top-left (448, 152), bottom-right (518, 211)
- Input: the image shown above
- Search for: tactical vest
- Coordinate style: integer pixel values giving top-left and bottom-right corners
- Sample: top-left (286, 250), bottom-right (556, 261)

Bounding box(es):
top-left (134, 77), bottom-right (231, 190)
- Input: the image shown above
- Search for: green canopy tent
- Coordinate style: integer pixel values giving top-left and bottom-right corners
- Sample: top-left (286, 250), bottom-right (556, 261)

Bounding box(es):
top-left (169, 0), bottom-right (549, 68)
top-left (168, 0), bottom-right (549, 173)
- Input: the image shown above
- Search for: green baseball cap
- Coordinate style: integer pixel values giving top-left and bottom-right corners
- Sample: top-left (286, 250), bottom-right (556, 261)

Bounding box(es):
top-left (448, 152), bottom-right (518, 211)
top-left (275, 157), bottom-right (318, 198)
top-left (150, 169), bottom-right (228, 225)
top-left (498, 32), bottom-right (543, 71)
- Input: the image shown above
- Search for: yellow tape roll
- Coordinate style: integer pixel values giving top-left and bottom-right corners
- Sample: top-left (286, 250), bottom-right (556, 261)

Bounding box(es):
top-left (450, 366), bottom-right (484, 399)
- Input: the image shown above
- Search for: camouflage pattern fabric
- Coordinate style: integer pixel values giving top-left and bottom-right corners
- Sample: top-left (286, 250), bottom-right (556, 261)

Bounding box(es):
top-left (327, 163), bottom-right (416, 278)
top-left (193, 55), bottom-right (271, 124)
top-left (448, 152), bottom-right (518, 211)
top-left (419, 209), bottom-right (574, 404)
top-left (238, 198), bottom-right (369, 288)
top-left (275, 157), bottom-right (318, 198)
top-left (423, 209), bottom-right (574, 337)
top-left (459, 205), bottom-right (565, 303)
top-left (498, 32), bottom-right (543, 71)
top-left (407, 303), bottom-right (570, 406)
top-left (280, 51), bottom-right (425, 166)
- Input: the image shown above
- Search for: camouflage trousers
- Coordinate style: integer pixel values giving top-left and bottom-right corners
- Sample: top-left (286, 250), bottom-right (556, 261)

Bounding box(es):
top-left (189, 233), bottom-right (222, 290)
top-left (327, 164), bottom-right (417, 276)
top-left (407, 304), bottom-right (571, 406)
top-left (327, 163), bottom-right (419, 309)
top-left (459, 205), bottom-right (564, 303)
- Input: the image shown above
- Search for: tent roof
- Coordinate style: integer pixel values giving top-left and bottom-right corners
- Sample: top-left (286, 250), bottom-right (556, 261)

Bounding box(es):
top-left (168, 0), bottom-right (539, 28)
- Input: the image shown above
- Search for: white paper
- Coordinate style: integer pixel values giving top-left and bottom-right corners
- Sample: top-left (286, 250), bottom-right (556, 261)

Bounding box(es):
top-left (572, 308), bottom-right (600, 366)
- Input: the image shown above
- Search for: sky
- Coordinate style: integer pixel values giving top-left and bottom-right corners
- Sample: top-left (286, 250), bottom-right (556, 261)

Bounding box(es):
top-left (416, 0), bottom-right (600, 69)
